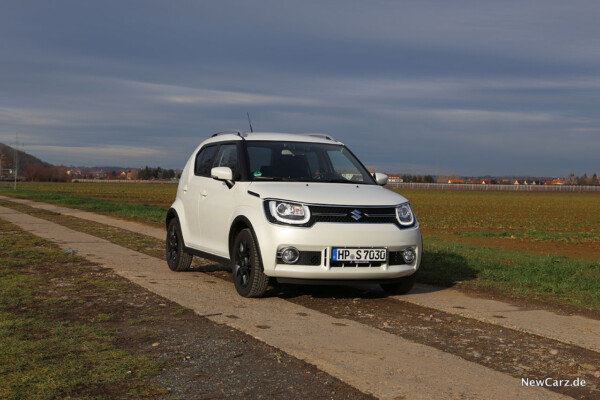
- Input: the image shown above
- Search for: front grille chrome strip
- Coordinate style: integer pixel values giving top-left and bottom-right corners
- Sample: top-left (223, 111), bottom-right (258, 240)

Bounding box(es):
top-left (312, 213), bottom-right (348, 217)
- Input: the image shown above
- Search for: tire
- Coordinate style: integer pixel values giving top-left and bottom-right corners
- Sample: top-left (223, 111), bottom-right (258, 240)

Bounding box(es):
top-left (166, 218), bottom-right (193, 272)
top-left (380, 273), bottom-right (417, 295)
top-left (232, 228), bottom-right (269, 298)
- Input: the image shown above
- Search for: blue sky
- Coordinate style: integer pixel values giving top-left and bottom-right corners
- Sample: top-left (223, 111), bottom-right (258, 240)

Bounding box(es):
top-left (1, 1), bottom-right (599, 176)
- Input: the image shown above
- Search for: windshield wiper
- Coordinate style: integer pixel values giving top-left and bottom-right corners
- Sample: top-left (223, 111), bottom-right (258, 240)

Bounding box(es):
top-left (322, 179), bottom-right (354, 183)
top-left (253, 176), bottom-right (291, 181)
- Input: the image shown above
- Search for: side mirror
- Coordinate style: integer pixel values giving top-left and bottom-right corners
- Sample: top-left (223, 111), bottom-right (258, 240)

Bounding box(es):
top-left (374, 172), bottom-right (388, 186)
top-left (211, 167), bottom-right (234, 188)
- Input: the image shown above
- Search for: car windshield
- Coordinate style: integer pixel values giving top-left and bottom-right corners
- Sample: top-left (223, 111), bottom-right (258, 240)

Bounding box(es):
top-left (246, 141), bottom-right (375, 184)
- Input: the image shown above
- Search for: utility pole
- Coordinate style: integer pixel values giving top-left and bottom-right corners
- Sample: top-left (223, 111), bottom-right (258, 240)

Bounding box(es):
top-left (14, 132), bottom-right (19, 190)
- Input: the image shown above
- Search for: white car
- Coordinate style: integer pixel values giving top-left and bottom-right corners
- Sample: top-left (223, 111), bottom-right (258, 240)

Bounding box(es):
top-left (166, 131), bottom-right (422, 297)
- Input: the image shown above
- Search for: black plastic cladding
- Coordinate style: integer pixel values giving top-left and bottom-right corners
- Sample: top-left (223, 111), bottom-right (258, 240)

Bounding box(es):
top-left (277, 251), bottom-right (322, 266)
top-left (276, 250), bottom-right (406, 267)
top-left (263, 202), bottom-right (416, 229)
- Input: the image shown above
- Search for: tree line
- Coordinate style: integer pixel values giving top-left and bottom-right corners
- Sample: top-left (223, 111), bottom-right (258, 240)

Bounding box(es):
top-left (398, 174), bottom-right (435, 183)
top-left (137, 166), bottom-right (177, 180)
top-left (23, 164), bottom-right (68, 182)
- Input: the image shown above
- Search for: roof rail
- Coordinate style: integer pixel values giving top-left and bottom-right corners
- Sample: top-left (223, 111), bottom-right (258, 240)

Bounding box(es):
top-left (211, 130), bottom-right (246, 138)
top-left (305, 133), bottom-right (335, 141)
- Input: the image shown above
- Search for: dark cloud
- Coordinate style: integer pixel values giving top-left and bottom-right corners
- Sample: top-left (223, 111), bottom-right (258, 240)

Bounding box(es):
top-left (1, 0), bottom-right (599, 175)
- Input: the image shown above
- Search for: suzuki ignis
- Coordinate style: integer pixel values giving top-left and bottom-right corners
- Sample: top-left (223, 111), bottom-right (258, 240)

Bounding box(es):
top-left (166, 131), bottom-right (422, 297)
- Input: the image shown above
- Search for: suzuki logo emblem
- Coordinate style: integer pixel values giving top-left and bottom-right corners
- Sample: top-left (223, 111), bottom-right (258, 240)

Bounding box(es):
top-left (350, 209), bottom-right (362, 220)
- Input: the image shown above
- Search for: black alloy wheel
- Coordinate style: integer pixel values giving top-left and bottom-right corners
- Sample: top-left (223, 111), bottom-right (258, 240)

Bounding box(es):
top-left (232, 228), bottom-right (269, 297)
top-left (166, 218), bottom-right (192, 271)
top-left (235, 240), bottom-right (251, 288)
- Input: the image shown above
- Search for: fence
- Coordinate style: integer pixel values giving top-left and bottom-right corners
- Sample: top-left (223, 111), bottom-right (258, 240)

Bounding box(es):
top-left (387, 182), bottom-right (600, 192)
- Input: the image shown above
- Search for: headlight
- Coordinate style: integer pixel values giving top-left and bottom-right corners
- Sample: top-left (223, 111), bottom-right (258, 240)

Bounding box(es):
top-left (267, 200), bottom-right (310, 225)
top-left (396, 202), bottom-right (415, 227)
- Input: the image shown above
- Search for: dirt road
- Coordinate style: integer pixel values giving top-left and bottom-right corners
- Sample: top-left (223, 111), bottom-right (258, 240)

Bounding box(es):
top-left (1, 198), bottom-right (598, 399)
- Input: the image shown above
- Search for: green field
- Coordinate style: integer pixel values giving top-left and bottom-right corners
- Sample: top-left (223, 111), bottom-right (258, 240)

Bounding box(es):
top-left (1, 182), bottom-right (598, 311)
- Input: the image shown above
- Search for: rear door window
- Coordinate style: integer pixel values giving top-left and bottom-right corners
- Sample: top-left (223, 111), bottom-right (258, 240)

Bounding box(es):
top-left (194, 145), bottom-right (217, 177)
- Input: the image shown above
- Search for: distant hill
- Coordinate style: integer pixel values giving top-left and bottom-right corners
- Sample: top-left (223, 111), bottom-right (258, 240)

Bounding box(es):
top-left (0, 142), bottom-right (51, 172)
top-left (0, 143), bottom-right (69, 181)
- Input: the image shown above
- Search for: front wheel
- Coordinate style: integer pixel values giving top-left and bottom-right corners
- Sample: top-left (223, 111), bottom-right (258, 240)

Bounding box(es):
top-left (166, 218), bottom-right (193, 271)
top-left (232, 229), bottom-right (269, 298)
top-left (380, 273), bottom-right (417, 295)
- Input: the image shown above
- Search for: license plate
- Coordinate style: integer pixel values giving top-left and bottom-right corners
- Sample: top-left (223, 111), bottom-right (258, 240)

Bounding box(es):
top-left (331, 248), bottom-right (387, 263)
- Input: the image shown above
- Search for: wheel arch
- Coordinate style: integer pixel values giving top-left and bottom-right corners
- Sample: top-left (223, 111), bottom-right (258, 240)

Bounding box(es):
top-left (228, 215), bottom-right (266, 271)
top-left (166, 207), bottom-right (179, 229)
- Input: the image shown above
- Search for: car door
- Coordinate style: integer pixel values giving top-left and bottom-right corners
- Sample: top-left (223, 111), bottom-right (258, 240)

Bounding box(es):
top-left (184, 144), bottom-right (217, 249)
top-left (197, 142), bottom-right (240, 257)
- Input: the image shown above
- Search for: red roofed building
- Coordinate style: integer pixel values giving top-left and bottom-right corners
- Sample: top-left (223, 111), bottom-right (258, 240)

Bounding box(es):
top-left (387, 174), bottom-right (403, 183)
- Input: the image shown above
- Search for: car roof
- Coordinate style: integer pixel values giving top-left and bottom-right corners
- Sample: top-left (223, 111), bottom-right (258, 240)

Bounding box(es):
top-left (199, 132), bottom-right (343, 146)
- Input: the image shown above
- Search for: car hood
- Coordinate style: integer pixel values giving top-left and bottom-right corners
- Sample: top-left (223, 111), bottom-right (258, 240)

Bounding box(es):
top-left (247, 182), bottom-right (408, 206)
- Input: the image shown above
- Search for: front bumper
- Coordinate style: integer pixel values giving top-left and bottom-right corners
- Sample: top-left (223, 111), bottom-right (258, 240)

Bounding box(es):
top-left (255, 222), bottom-right (422, 280)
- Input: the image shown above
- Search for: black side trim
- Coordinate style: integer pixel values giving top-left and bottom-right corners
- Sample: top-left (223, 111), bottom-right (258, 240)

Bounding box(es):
top-left (247, 190), bottom-right (260, 198)
top-left (275, 277), bottom-right (414, 286)
top-left (184, 246), bottom-right (232, 267)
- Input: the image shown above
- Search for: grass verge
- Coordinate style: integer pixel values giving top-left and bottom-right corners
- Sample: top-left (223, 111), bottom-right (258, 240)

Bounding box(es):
top-left (421, 235), bottom-right (600, 311)
top-left (453, 229), bottom-right (600, 244)
top-left (0, 218), bottom-right (162, 399)
top-left (0, 188), bottom-right (166, 227)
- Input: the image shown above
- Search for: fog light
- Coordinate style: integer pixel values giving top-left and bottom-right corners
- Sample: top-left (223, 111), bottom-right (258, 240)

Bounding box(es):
top-left (403, 247), bottom-right (416, 264)
top-left (281, 247), bottom-right (300, 264)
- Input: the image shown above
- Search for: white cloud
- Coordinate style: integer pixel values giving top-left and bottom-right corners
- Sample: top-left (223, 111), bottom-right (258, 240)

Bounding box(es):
top-left (370, 107), bottom-right (560, 124)
top-left (122, 80), bottom-right (322, 107)
top-left (0, 107), bottom-right (73, 127)
top-left (420, 109), bottom-right (557, 123)
top-left (315, 76), bottom-right (600, 103)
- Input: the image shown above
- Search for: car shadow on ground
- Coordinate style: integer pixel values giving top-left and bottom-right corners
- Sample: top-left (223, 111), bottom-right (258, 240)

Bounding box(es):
top-left (269, 283), bottom-right (388, 300)
top-left (189, 262), bottom-right (231, 273)
top-left (417, 248), bottom-right (479, 287)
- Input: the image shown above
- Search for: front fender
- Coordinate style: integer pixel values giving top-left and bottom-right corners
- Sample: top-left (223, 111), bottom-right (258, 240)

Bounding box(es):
top-left (169, 198), bottom-right (192, 245)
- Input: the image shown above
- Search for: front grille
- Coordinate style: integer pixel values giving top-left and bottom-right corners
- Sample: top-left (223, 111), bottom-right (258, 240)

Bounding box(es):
top-left (311, 205), bottom-right (397, 224)
top-left (277, 251), bottom-right (322, 266)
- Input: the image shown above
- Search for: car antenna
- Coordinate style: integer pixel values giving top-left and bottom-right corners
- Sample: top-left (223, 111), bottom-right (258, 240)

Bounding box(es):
top-left (246, 112), bottom-right (254, 133)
